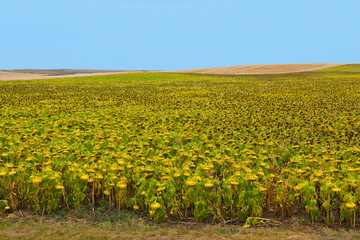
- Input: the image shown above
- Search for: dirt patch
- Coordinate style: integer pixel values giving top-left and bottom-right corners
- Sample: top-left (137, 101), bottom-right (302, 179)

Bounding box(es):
top-left (1, 215), bottom-right (358, 240)
top-left (0, 64), bottom-right (348, 80)
top-left (0, 69), bottom-right (159, 81)
top-left (173, 63), bottom-right (345, 75)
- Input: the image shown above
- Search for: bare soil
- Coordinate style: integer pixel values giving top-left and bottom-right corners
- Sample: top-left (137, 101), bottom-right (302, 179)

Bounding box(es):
top-left (1, 215), bottom-right (359, 240)
top-left (0, 69), bottom-right (158, 80)
top-left (174, 63), bottom-right (345, 75)
top-left (0, 64), bottom-right (347, 80)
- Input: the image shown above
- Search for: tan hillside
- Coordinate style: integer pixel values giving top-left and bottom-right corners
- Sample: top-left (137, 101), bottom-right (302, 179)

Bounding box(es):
top-left (0, 64), bottom-right (347, 80)
top-left (0, 70), bottom-right (155, 81)
top-left (174, 63), bottom-right (345, 75)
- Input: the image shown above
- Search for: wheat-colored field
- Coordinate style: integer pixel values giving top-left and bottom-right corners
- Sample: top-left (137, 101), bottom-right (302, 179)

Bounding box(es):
top-left (0, 63), bottom-right (346, 80)
top-left (174, 63), bottom-right (344, 75)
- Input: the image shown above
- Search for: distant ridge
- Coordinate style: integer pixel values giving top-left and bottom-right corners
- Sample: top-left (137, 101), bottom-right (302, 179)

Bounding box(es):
top-left (0, 64), bottom-right (349, 80)
top-left (1, 69), bottom-right (155, 75)
top-left (173, 63), bottom-right (345, 75)
top-left (0, 69), bottom-right (158, 80)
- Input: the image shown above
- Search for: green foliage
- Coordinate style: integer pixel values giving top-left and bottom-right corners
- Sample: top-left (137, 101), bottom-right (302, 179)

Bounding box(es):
top-left (1, 71), bottom-right (360, 226)
top-left (315, 64), bottom-right (360, 73)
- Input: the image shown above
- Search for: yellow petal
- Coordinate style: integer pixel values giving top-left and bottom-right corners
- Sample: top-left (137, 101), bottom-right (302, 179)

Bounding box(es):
top-left (150, 202), bottom-right (161, 210)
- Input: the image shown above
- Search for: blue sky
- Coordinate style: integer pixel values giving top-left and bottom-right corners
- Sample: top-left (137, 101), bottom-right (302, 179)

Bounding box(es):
top-left (1, 0), bottom-right (359, 70)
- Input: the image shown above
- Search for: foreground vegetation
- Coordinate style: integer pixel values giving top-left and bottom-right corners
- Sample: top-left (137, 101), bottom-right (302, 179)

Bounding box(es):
top-left (2, 216), bottom-right (359, 240)
top-left (1, 65), bottom-right (360, 227)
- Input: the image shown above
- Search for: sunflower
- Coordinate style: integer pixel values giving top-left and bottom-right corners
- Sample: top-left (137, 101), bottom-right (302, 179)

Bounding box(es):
top-left (150, 202), bottom-right (161, 210)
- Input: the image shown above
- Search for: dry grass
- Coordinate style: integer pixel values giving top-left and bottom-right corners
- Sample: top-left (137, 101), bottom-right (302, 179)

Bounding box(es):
top-left (0, 64), bottom-right (348, 80)
top-left (0, 70), bottom-right (147, 81)
top-left (174, 63), bottom-right (345, 75)
top-left (0, 69), bottom-right (161, 80)
top-left (1, 217), bottom-right (360, 240)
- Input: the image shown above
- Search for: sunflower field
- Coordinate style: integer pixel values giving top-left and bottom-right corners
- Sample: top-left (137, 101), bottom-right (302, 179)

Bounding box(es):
top-left (1, 65), bottom-right (360, 226)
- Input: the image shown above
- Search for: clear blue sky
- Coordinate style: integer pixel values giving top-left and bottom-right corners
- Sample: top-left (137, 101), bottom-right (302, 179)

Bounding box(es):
top-left (1, 0), bottom-right (359, 70)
